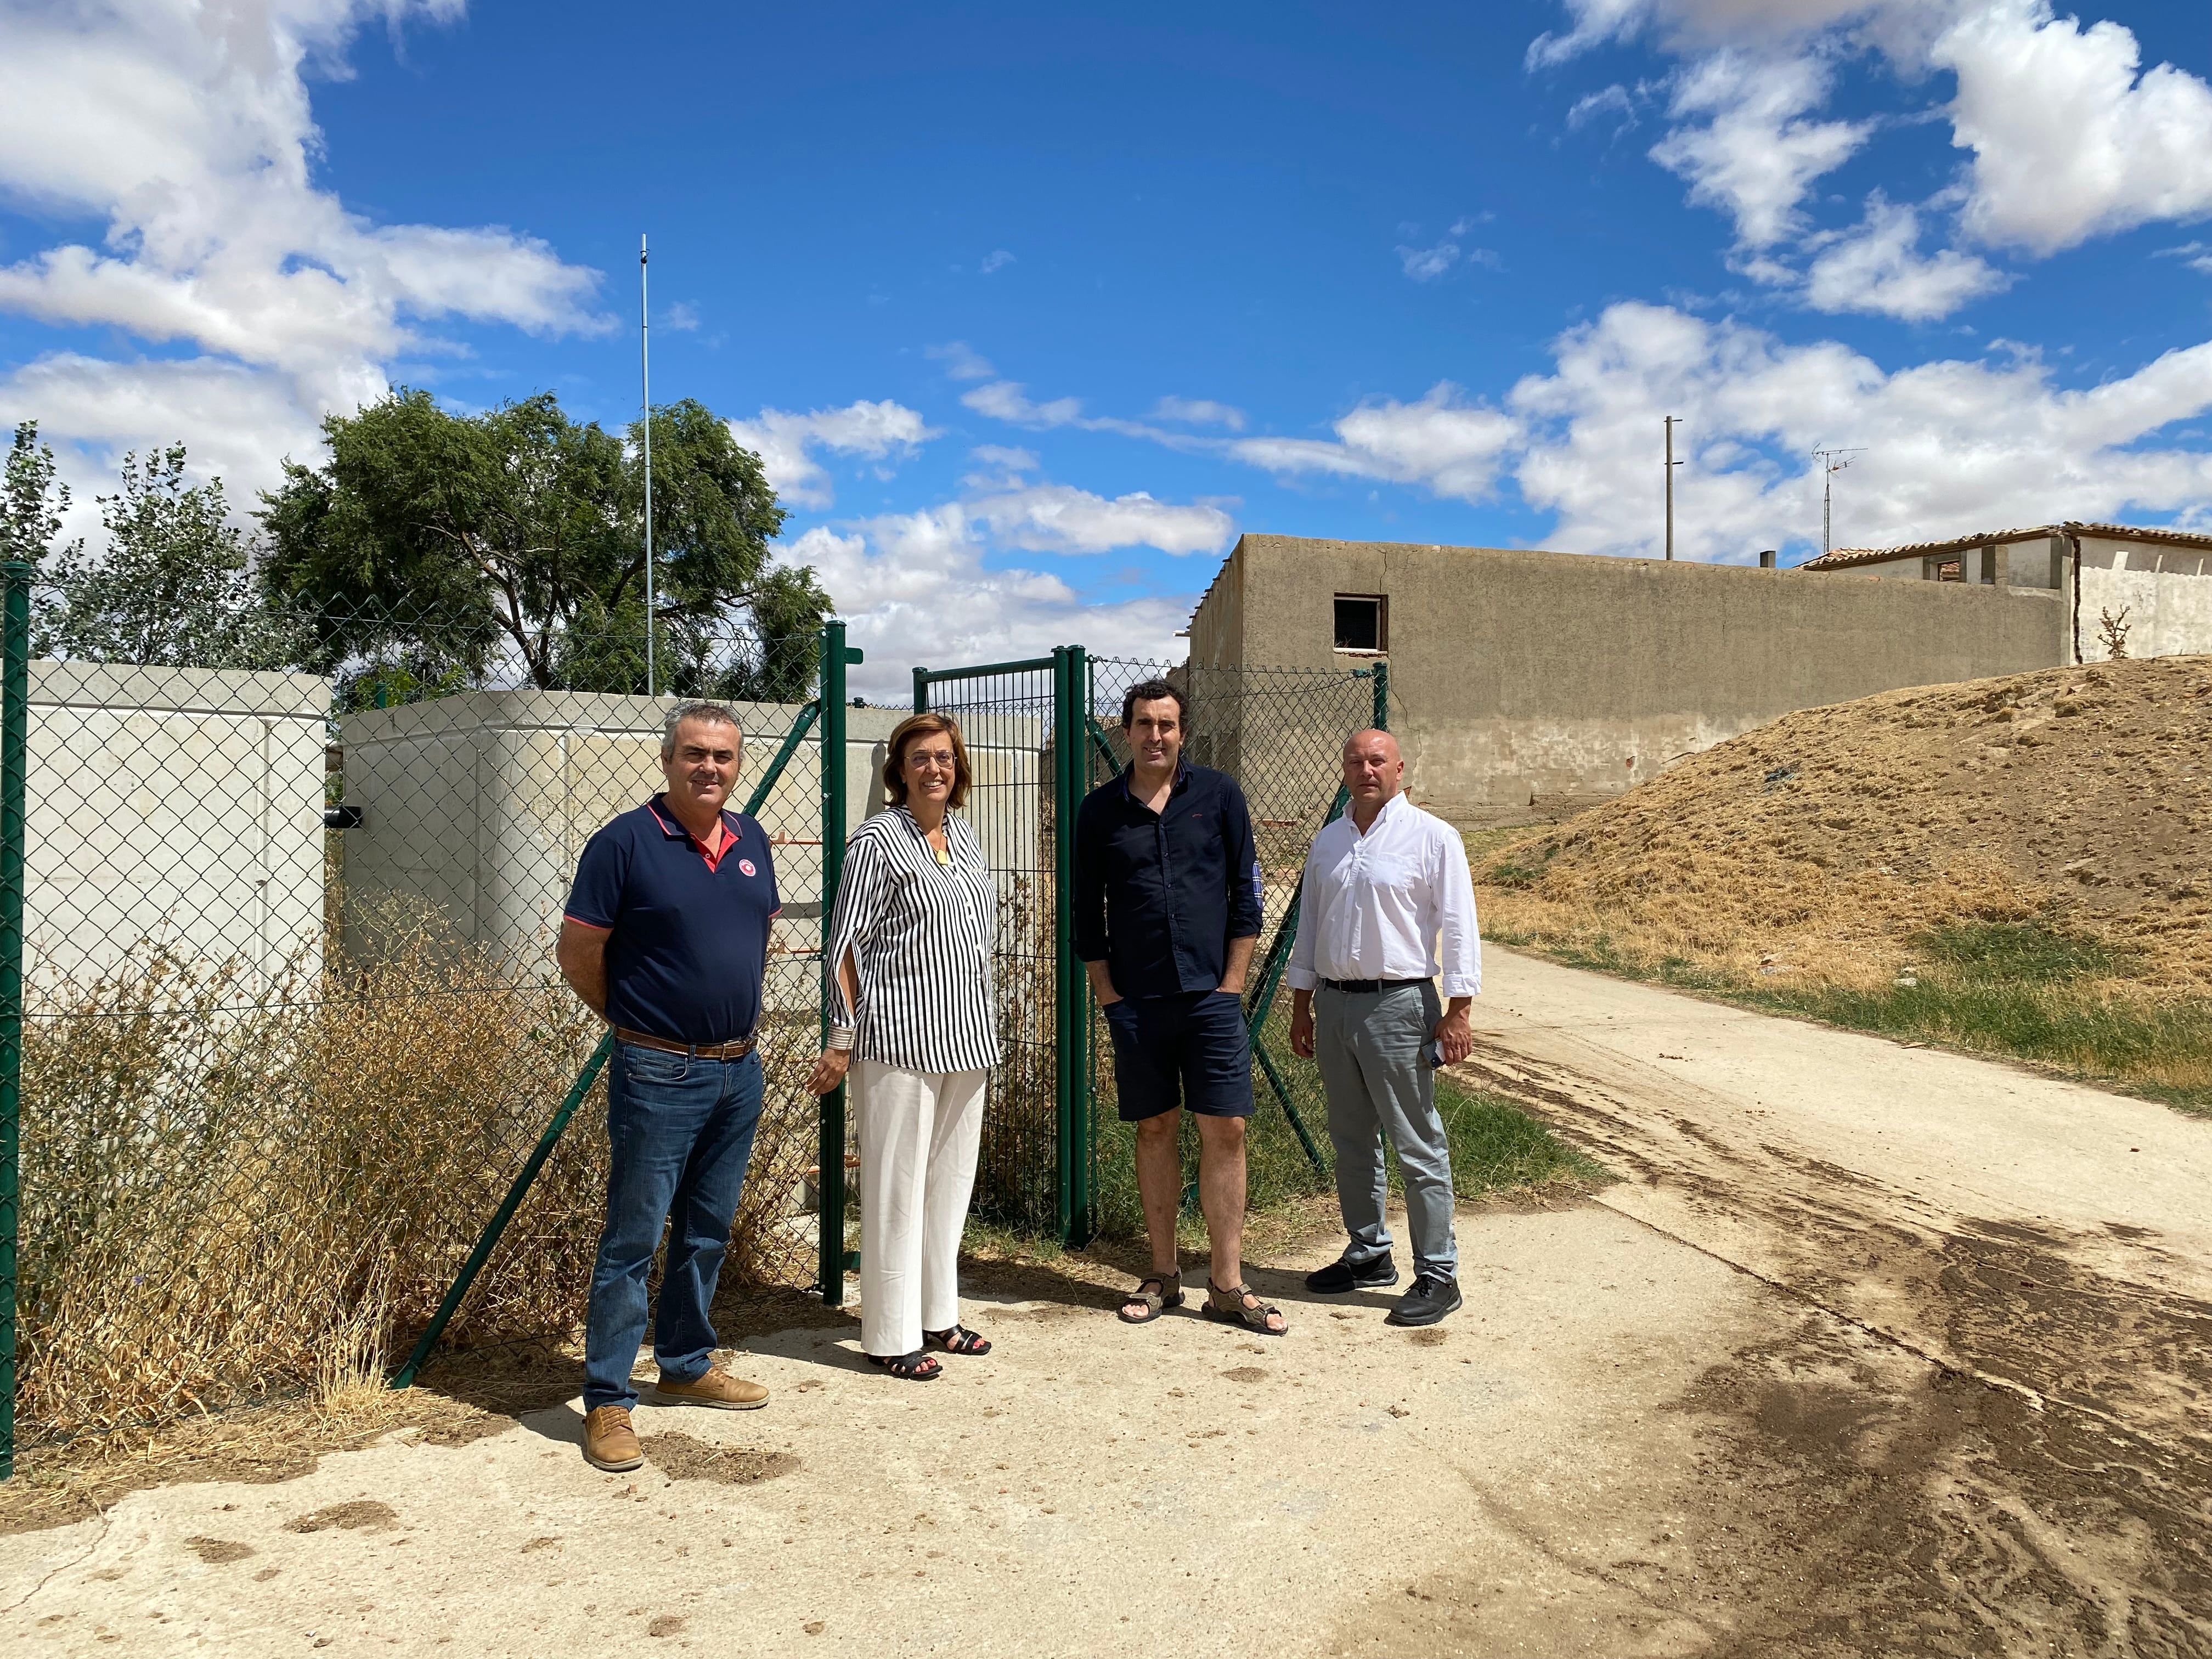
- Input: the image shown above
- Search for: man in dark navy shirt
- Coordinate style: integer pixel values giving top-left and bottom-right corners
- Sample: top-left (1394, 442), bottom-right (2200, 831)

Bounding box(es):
top-left (1075, 678), bottom-right (1284, 1338)
top-left (556, 699), bottom-right (780, 1471)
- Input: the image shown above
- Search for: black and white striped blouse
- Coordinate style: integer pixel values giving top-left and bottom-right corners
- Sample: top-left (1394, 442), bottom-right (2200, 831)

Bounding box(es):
top-left (825, 806), bottom-right (1001, 1073)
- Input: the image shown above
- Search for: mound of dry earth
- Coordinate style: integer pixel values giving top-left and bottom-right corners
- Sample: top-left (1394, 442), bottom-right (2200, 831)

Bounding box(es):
top-left (1481, 654), bottom-right (2212, 989)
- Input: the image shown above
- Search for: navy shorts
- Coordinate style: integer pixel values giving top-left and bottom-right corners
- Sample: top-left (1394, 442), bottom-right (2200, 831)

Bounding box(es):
top-left (1102, 990), bottom-right (1254, 1122)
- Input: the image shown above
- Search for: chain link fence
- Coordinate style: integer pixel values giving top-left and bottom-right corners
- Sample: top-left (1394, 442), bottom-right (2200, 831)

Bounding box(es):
top-left (5, 584), bottom-right (839, 1457)
top-left (0, 588), bottom-right (1385, 1470)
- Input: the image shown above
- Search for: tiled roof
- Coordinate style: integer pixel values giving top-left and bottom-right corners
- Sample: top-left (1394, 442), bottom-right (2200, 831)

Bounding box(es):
top-left (1802, 522), bottom-right (2212, 571)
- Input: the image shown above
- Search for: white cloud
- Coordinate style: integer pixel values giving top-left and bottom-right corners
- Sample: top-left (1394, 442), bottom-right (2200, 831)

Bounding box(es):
top-left (726, 400), bottom-right (939, 510)
top-left (2155, 242), bottom-right (2212, 276)
top-left (966, 484), bottom-right (1233, 557)
top-left (961, 380), bottom-right (1086, 429)
top-left (1504, 300), bottom-right (2212, 559)
top-left (968, 444), bottom-right (1039, 472)
top-left (1397, 242), bottom-right (1460, 281)
top-left (0, 0), bottom-right (605, 501)
top-left (978, 250), bottom-right (1016, 275)
top-left (663, 301), bottom-right (702, 332)
top-left (1567, 83), bottom-right (1639, 131)
top-left (781, 513), bottom-right (1198, 699)
top-left (1802, 193), bottom-right (2011, 320)
top-left (1647, 49), bottom-right (1871, 249)
top-left (926, 341), bottom-right (997, 381)
top-left (1228, 384), bottom-right (1521, 504)
top-left (1545, 1), bottom-right (2212, 292)
top-left (1934, 0), bottom-right (2212, 256)
top-left (1149, 397), bottom-right (1246, 431)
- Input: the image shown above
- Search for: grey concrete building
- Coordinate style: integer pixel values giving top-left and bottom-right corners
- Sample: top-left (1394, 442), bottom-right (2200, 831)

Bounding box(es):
top-left (1186, 527), bottom-right (2212, 830)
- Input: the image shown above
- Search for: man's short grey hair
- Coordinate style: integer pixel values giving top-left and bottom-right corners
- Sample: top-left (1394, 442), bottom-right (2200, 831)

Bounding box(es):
top-left (661, 699), bottom-right (744, 760)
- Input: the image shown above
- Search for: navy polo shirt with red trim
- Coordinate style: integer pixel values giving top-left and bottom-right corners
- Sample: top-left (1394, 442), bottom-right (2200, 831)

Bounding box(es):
top-left (564, 794), bottom-right (780, 1047)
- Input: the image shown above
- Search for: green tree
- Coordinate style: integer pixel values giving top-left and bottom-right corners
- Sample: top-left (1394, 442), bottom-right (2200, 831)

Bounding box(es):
top-left (2, 421), bottom-right (76, 571)
top-left (258, 389), bottom-right (828, 698)
top-left (36, 446), bottom-right (306, 670)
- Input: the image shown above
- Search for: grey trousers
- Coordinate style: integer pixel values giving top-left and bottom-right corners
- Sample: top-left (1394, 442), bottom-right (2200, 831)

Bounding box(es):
top-left (1315, 981), bottom-right (1458, 1279)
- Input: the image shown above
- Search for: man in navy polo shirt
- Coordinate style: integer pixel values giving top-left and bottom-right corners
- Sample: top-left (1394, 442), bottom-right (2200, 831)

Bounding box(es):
top-left (556, 699), bottom-right (780, 1472)
top-left (1075, 678), bottom-right (1284, 1339)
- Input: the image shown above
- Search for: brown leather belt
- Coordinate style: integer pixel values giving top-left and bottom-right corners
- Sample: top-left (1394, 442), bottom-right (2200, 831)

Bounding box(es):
top-left (614, 1026), bottom-right (757, 1060)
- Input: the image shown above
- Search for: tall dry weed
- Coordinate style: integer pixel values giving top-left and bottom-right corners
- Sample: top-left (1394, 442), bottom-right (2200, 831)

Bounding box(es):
top-left (21, 918), bottom-right (821, 1448)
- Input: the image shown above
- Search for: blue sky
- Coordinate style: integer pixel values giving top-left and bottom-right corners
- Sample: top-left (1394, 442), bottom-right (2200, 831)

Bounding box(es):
top-left (3, 0), bottom-right (2210, 685)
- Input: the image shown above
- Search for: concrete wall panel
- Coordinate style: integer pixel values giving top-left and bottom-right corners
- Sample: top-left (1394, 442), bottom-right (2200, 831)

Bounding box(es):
top-left (1193, 536), bottom-right (2069, 825)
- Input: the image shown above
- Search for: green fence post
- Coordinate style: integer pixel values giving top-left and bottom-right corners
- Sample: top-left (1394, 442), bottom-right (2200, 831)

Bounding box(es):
top-left (1064, 645), bottom-right (1092, 1246)
top-left (1048, 647), bottom-right (1074, 1244)
top-left (0, 561), bottom-right (29, 1477)
top-left (390, 1035), bottom-right (613, 1389)
top-left (1372, 659), bottom-right (1389, 731)
top-left (817, 623), bottom-right (859, 1305)
top-left (912, 666), bottom-right (928, 714)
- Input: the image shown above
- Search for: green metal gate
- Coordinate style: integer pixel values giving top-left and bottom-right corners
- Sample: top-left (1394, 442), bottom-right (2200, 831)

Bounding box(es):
top-left (911, 645), bottom-right (1380, 1247)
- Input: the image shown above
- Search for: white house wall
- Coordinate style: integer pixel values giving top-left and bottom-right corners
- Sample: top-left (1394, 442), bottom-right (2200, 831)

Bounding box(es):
top-left (2077, 537), bottom-right (2212, 662)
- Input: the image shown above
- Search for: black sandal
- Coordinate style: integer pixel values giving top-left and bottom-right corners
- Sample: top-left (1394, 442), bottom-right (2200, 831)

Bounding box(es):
top-left (925, 1324), bottom-right (991, 1356)
top-left (867, 1350), bottom-right (943, 1380)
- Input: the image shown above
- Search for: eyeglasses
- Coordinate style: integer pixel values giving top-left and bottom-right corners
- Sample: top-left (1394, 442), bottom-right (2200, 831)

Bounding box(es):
top-left (905, 749), bottom-right (958, 769)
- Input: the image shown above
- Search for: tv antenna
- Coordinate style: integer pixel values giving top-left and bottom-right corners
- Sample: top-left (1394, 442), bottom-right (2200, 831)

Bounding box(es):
top-left (1812, 446), bottom-right (1864, 556)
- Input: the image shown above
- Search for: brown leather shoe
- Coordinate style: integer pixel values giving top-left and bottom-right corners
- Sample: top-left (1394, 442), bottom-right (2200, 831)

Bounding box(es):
top-left (582, 1404), bottom-right (644, 1471)
top-left (651, 1365), bottom-right (769, 1410)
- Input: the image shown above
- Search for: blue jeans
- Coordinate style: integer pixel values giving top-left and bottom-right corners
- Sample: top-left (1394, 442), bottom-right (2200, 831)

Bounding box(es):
top-left (582, 1042), bottom-right (764, 1412)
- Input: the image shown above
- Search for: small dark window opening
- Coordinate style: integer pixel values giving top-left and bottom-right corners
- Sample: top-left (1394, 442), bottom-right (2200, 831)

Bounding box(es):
top-left (1334, 594), bottom-right (1386, 652)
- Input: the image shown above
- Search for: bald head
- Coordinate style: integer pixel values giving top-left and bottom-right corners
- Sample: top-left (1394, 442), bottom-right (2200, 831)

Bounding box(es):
top-left (1341, 727), bottom-right (1404, 824)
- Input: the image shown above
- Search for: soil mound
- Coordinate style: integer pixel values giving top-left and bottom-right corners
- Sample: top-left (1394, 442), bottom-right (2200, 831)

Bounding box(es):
top-left (1482, 655), bottom-right (2212, 989)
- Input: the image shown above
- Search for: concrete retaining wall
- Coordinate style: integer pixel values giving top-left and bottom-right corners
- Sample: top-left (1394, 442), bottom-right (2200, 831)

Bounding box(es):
top-left (1190, 535), bottom-right (2069, 827)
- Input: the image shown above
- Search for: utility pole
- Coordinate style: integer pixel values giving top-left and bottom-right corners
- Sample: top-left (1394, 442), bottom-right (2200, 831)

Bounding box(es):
top-left (1663, 416), bottom-right (1683, 560)
top-left (1812, 445), bottom-right (1864, 556)
top-left (641, 233), bottom-right (656, 698)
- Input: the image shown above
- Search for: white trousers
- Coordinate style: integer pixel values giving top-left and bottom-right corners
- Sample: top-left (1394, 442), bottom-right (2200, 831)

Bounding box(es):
top-left (855, 1059), bottom-right (988, 1358)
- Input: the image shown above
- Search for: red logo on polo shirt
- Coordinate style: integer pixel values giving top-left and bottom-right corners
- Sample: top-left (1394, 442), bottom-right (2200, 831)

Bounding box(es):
top-left (737, 858), bottom-right (758, 877)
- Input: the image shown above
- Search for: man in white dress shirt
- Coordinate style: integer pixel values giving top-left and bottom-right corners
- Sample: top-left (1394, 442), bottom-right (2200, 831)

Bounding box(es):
top-left (1288, 729), bottom-right (1480, 1327)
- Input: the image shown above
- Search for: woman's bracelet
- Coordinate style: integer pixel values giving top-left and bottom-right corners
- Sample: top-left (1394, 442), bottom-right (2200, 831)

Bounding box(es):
top-left (827, 1026), bottom-right (857, 1052)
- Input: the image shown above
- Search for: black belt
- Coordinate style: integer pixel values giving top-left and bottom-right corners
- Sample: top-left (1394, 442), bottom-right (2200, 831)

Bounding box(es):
top-left (1321, 977), bottom-right (1428, 994)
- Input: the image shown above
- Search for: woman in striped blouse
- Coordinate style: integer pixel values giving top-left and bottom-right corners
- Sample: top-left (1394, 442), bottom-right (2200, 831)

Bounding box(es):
top-left (807, 712), bottom-right (1001, 1380)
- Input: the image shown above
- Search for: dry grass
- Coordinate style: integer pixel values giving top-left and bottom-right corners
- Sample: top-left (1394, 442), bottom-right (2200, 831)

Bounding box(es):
top-left (1474, 656), bottom-right (2212, 1108)
top-left (20, 921), bottom-right (823, 1453)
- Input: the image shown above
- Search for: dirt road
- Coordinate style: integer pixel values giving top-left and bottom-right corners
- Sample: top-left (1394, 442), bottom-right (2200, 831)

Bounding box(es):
top-left (2, 951), bottom-right (2208, 1656)
top-left (1459, 946), bottom-right (2212, 1655)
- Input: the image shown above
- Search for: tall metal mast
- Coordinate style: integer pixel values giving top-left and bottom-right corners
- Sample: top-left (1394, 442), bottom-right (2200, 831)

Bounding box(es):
top-left (641, 233), bottom-right (655, 698)
top-left (1663, 415), bottom-right (1683, 561)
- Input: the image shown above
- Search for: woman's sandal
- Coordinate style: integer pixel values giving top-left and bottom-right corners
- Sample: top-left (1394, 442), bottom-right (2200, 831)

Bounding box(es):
top-left (1116, 1267), bottom-right (1184, 1324)
top-left (1203, 1278), bottom-right (1288, 1336)
top-left (867, 1350), bottom-right (943, 1381)
top-left (924, 1324), bottom-right (991, 1356)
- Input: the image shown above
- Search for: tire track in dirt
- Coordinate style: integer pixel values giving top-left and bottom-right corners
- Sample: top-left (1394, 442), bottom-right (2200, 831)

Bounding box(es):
top-left (1447, 1029), bottom-right (2212, 1655)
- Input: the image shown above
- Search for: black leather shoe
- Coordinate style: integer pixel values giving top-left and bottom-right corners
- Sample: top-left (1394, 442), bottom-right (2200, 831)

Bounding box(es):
top-left (1304, 1252), bottom-right (1398, 1294)
top-left (1384, 1272), bottom-right (1462, 1327)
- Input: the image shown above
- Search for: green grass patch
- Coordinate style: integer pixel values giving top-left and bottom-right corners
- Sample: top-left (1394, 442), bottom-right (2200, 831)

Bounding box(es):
top-left (1087, 1013), bottom-right (1605, 1246)
top-left (1496, 923), bottom-right (2212, 1116)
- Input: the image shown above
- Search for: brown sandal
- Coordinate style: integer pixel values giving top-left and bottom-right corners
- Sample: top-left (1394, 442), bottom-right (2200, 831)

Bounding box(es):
top-left (1117, 1267), bottom-right (1183, 1324)
top-left (1203, 1278), bottom-right (1286, 1336)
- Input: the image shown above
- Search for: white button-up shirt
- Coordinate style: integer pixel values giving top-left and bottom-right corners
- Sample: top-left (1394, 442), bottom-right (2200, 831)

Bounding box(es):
top-left (1286, 792), bottom-right (1481, 996)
